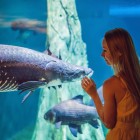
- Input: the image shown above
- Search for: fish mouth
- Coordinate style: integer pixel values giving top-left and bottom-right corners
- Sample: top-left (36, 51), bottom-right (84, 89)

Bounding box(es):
top-left (85, 68), bottom-right (94, 77)
top-left (44, 110), bottom-right (56, 123)
top-left (88, 70), bottom-right (93, 77)
top-left (74, 68), bottom-right (93, 80)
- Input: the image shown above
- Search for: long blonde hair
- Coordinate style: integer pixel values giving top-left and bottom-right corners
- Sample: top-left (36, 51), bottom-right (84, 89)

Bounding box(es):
top-left (105, 28), bottom-right (140, 103)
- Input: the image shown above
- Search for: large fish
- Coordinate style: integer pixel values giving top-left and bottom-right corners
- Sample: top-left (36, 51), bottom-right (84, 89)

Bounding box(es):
top-left (11, 20), bottom-right (46, 43)
top-left (0, 44), bottom-right (93, 102)
top-left (44, 95), bottom-right (99, 137)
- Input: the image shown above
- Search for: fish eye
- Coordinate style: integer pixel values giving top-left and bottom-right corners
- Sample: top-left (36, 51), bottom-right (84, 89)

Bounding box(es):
top-left (82, 70), bottom-right (85, 74)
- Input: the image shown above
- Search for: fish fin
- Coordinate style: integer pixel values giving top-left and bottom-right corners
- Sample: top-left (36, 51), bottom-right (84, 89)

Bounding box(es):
top-left (44, 48), bottom-right (62, 60)
top-left (18, 89), bottom-right (27, 95)
top-left (21, 90), bottom-right (34, 103)
top-left (89, 119), bottom-right (99, 129)
top-left (71, 95), bottom-right (84, 104)
top-left (77, 126), bottom-right (82, 134)
top-left (16, 31), bottom-right (30, 43)
top-left (44, 48), bottom-right (52, 55)
top-left (47, 86), bottom-right (57, 90)
top-left (55, 121), bottom-right (62, 129)
top-left (69, 124), bottom-right (78, 137)
top-left (58, 85), bottom-right (62, 88)
top-left (44, 49), bottom-right (59, 59)
top-left (58, 50), bottom-right (62, 60)
top-left (52, 86), bottom-right (56, 90)
top-left (18, 81), bottom-right (46, 92)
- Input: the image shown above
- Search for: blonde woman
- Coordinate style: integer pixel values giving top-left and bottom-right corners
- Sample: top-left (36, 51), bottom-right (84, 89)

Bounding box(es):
top-left (81, 28), bottom-right (140, 140)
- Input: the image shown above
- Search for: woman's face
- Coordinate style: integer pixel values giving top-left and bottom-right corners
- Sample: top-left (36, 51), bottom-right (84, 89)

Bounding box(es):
top-left (101, 38), bottom-right (113, 65)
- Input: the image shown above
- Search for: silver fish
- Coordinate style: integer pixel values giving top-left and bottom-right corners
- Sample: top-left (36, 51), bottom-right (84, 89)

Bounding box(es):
top-left (0, 44), bottom-right (93, 103)
top-left (44, 95), bottom-right (99, 137)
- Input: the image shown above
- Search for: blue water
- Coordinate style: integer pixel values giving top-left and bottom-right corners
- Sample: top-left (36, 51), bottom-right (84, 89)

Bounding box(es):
top-left (0, 0), bottom-right (140, 140)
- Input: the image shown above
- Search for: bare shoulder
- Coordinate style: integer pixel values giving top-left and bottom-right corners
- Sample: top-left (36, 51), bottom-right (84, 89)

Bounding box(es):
top-left (103, 76), bottom-right (119, 90)
top-left (103, 76), bottom-right (126, 104)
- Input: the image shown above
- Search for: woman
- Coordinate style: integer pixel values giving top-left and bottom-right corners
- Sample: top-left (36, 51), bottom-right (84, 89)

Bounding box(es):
top-left (81, 28), bottom-right (140, 140)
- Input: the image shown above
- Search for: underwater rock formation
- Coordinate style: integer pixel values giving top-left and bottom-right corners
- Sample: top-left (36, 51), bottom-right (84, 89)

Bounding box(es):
top-left (32, 0), bottom-right (105, 140)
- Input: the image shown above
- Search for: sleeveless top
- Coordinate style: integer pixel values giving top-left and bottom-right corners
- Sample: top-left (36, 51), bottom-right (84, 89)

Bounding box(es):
top-left (106, 76), bottom-right (140, 140)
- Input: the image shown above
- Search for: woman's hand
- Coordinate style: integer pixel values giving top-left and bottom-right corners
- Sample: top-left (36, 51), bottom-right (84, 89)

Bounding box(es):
top-left (81, 77), bottom-right (97, 97)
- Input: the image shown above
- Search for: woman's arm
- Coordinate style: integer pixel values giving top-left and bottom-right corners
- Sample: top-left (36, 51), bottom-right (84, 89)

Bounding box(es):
top-left (81, 77), bottom-right (117, 129)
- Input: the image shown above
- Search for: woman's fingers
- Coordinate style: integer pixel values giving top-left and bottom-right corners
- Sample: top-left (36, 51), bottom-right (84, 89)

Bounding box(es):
top-left (81, 77), bottom-right (94, 90)
top-left (82, 77), bottom-right (90, 85)
top-left (82, 77), bottom-right (96, 89)
top-left (82, 77), bottom-right (89, 88)
top-left (81, 77), bottom-right (97, 96)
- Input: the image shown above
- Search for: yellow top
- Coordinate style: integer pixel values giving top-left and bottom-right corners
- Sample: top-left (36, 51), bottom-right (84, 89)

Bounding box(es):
top-left (106, 76), bottom-right (140, 140)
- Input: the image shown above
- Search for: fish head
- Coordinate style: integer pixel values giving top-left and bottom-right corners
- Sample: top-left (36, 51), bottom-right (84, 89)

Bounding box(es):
top-left (59, 63), bottom-right (93, 82)
top-left (44, 109), bottom-right (56, 123)
top-left (11, 21), bottom-right (26, 30)
top-left (45, 60), bottom-right (93, 85)
top-left (63, 64), bottom-right (93, 81)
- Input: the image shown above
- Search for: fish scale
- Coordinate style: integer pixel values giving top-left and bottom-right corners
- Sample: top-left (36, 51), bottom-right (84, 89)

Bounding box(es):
top-left (0, 61), bottom-right (18, 91)
top-left (44, 95), bottom-right (99, 137)
top-left (0, 44), bottom-right (93, 103)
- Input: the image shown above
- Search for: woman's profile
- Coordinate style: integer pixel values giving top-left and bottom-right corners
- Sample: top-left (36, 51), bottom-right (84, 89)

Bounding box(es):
top-left (81, 28), bottom-right (140, 140)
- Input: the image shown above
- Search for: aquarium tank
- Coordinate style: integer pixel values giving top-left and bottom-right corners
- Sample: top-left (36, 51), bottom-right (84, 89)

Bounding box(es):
top-left (0, 0), bottom-right (140, 140)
